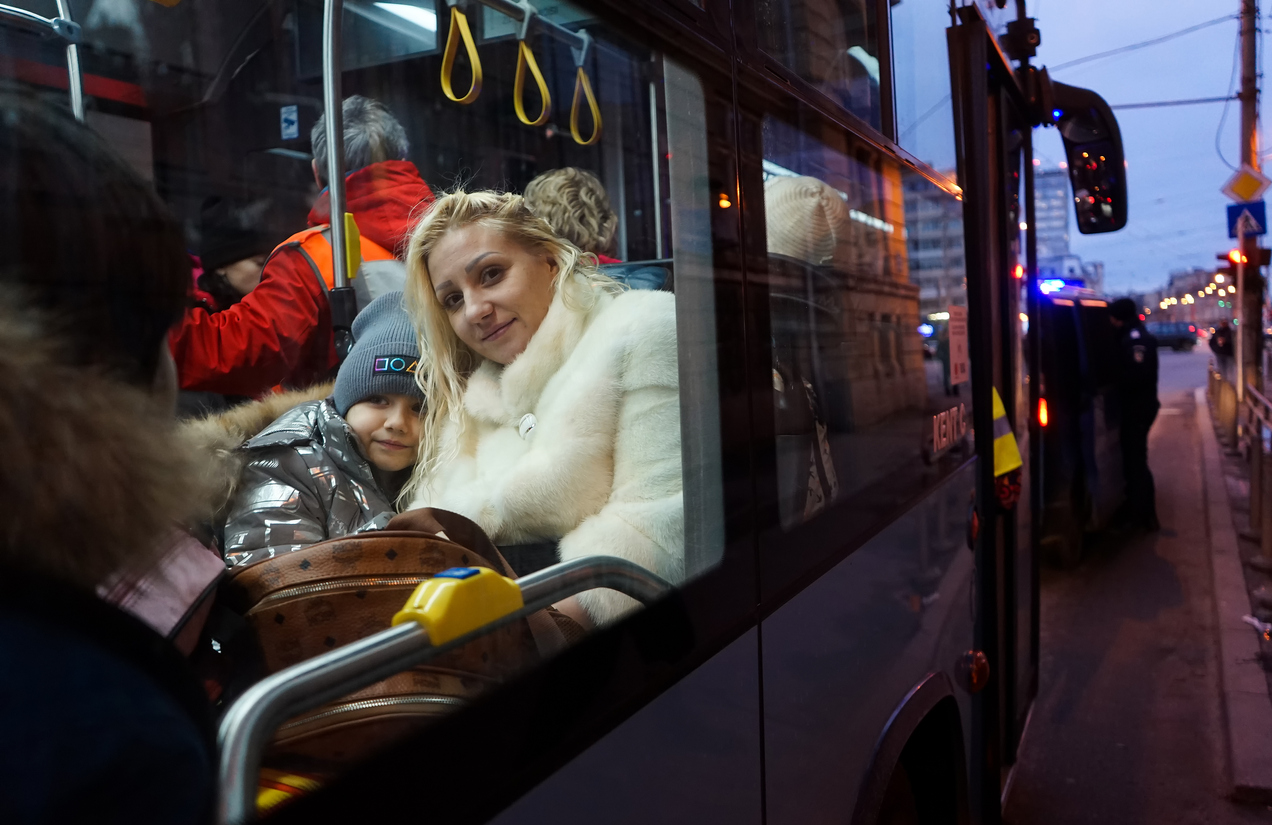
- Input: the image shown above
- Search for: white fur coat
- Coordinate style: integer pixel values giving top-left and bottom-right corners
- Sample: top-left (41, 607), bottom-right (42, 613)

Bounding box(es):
top-left (409, 285), bottom-right (684, 623)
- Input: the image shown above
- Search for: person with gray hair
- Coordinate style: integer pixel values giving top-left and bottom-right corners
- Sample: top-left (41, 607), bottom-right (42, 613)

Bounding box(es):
top-left (311, 94), bottom-right (410, 185)
top-left (170, 95), bottom-right (435, 398)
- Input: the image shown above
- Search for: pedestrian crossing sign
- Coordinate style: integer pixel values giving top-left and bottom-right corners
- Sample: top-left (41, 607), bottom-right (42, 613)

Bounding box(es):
top-left (1227, 201), bottom-right (1267, 238)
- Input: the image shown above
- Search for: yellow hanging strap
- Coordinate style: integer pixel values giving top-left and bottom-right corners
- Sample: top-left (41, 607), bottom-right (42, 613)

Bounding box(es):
top-left (441, 5), bottom-right (482, 105)
top-left (570, 66), bottom-right (602, 145)
top-left (514, 40), bottom-right (551, 126)
top-left (991, 387), bottom-right (1023, 477)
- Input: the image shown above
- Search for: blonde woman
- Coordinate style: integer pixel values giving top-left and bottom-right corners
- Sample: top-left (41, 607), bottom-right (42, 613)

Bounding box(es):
top-left (403, 190), bottom-right (683, 626)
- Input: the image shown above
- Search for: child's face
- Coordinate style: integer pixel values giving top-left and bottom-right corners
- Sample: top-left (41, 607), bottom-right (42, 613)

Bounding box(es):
top-left (345, 393), bottom-right (422, 473)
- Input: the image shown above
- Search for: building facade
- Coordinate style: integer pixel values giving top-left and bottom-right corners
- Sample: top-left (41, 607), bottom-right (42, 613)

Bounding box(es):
top-left (1035, 168), bottom-right (1070, 260)
top-left (903, 172), bottom-right (965, 319)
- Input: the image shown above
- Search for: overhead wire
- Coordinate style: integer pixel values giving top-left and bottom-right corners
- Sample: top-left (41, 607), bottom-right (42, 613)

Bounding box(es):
top-left (1216, 21), bottom-right (1243, 171)
top-left (1048, 14), bottom-right (1237, 72)
top-left (1112, 95), bottom-right (1237, 110)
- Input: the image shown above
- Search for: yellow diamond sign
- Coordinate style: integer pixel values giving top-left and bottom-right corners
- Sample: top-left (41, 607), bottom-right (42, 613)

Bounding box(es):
top-left (1222, 164), bottom-right (1272, 203)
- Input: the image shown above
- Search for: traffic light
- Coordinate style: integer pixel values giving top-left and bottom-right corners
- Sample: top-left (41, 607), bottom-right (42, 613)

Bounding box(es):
top-left (1217, 248), bottom-right (1272, 267)
top-left (1214, 248), bottom-right (1272, 285)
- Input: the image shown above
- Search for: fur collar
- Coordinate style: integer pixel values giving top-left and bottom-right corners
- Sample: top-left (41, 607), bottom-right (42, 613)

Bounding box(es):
top-left (463, 283), bottom-right (611, 426)
top-left (178, 382), bottom-right (333, 523)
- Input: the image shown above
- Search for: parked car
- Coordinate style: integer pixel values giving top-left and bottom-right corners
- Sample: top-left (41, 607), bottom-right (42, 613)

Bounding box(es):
top-left (1145, 321), bottom-right (1197, 351)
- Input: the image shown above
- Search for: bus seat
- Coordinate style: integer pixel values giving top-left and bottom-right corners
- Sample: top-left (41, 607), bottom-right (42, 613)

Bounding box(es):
top-left (600, 260), bottom-right (672, 291)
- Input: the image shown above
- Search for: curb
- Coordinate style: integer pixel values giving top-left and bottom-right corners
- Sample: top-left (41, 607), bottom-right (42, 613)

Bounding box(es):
top-left (1196, 386), bottom-right (1272, 804)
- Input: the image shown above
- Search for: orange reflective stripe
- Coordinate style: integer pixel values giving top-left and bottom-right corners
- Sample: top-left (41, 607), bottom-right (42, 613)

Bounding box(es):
top-left (272, 225), bottom-right (396, 291)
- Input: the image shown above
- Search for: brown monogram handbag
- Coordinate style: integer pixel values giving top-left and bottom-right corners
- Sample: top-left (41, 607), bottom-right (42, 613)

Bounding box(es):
top-left (222, 508), bottom-right (578, 772)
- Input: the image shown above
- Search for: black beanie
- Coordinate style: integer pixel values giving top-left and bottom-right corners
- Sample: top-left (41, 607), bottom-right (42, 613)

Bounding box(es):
top-left (1109, 298), bottom-right (1138, 322)
top-left (334, 292), bottom-right (425, 416)
top-left (198, 197), bottom-right (277, 274)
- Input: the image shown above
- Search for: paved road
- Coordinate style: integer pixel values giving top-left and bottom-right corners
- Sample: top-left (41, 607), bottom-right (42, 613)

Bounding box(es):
top-left (1003, 347), bottom-right (1272, 824)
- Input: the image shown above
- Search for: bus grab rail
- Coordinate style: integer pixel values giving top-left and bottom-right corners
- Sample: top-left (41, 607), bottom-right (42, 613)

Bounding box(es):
top-left (0, 2), bottom-right (83, 121)
top-left (441, 0), bottom-right (601, 143)
top-left (216, 556), bottom-right (672, 825)
top-left (320, 0), bottom-right (361, 363)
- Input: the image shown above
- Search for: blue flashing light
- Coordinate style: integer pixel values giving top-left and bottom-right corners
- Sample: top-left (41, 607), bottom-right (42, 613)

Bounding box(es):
top-left (918, 323), bottom-right (935, 337)
top-left (1052, 108), bottom-right (1063, 121)
top-left (1039, 278), bottom-right (1066, 294)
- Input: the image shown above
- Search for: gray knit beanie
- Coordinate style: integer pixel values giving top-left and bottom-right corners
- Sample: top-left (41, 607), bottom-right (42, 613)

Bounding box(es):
top-left (333, 291), bottom-right (424, 416)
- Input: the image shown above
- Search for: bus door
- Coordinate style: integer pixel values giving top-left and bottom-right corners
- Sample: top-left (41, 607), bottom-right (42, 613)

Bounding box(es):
top-left (948, 5), bottom-right (1038, 819)
top-left (733, 1), bottom-right (984, 823)
top-left (999, 87), bottom-right (1038, 774)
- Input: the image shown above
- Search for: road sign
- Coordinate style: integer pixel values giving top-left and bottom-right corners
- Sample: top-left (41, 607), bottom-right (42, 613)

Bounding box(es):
top-left (1222, 164), bottom-right (1272, 203)
top-left (1228, 201), bottom-right (1267, 238)
top-left (947, 305), bottom-right (969, 386)
top-left (280, 105), bottom-right (299, 140)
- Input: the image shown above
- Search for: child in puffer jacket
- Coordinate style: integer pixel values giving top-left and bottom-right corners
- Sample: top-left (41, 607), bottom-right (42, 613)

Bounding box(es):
top-left (221, 292), bottom-right (424, 568)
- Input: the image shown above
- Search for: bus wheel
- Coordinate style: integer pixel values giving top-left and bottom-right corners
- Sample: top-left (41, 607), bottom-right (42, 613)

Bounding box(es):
top-left (876, 763), bottom-right (921, 825)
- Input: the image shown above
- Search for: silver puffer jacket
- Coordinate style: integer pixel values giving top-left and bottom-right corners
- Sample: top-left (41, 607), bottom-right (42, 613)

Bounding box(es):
top-left (221, 399), bottom-right (403, 569)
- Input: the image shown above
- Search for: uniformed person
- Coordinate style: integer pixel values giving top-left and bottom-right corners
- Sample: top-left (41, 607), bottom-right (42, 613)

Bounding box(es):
top-left (1109, 298), bottom-right (1161, 531)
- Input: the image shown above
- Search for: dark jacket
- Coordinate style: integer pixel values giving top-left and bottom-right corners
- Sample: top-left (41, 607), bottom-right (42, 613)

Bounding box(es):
top-left (169, 161), bottom-right (433, 397)
top-left (0, 572), bottom-right (215, 824)
top-left (1210, 325), bottom-right (1235, 357)
top-left (0, 295), bottom-right (216, 823)
top-left (1116, 320), bottom-right (1160, 417)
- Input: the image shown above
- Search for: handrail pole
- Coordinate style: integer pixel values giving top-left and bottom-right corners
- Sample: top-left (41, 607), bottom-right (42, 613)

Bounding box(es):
top-left (454, 0), bottom-right (588, 55)
top-left (516, 556), bottom-right (672, 606)
top-left (217, 623), bottom-right (427, 825)
top-left (322, 0), bottom-right (349, 289)
top-left (53, 0), bottom-right (83, 121)
top-left (0, 3), bottom-right (83, 121)
top-left (216, 558), bottom-right (671, 825)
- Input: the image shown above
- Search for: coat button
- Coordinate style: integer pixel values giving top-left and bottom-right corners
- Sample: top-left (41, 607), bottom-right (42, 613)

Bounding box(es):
top-left (518, 413), bottom-right (537, 440)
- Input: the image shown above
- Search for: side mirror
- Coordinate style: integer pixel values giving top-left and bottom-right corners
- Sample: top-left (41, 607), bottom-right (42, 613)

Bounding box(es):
top-left (1040, 69), bottom-right (1128, 234)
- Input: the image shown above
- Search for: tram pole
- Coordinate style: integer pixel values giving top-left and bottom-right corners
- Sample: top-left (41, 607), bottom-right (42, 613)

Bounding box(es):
top-left (1239, 0), bottom-right (1263, 396)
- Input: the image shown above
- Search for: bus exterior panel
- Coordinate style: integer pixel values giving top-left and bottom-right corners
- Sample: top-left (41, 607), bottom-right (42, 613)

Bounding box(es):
top-left (0, 0), bottom-right (1045, 822)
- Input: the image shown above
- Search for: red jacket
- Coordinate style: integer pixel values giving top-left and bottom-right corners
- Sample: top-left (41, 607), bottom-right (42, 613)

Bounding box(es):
top-left (170, 160), bottom-right (434, 396)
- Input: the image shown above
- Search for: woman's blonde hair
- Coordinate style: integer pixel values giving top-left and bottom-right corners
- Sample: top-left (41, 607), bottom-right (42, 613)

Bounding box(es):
top-left (403, 189), bottom-right (623, 499)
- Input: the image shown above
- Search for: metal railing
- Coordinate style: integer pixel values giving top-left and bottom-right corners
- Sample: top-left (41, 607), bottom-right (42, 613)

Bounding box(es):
top-left (1244, 382), bottom-right (1272, 558)
top-left (1209, 361), bottom-right (1240, 446)
top-left (0, 2), bottom-right (83, 120)
top-left (216, 556), bottom-right (672, 825)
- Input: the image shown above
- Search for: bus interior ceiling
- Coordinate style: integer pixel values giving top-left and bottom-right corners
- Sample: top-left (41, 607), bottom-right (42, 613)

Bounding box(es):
top-left (2, 0), bottom-right (667, 261)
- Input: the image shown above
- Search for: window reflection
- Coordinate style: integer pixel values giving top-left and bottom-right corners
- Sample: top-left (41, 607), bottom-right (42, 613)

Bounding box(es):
top-left (2, 0), bottom-right (728, 786)
top-left (755, 0), bottom-right (880, 127)
top-left (891, 0), bottom-right (957, 178)
top-left (763, 115), bottom-right (971, 531)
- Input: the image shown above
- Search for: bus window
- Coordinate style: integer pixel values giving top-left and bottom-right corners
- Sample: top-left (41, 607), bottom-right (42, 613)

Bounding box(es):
top-left (891, 0), bottom-right (957, 177)
top-left (760, 111), bottom-right (973, 542)
top-left (297, 0), bottom-right (440, 75)
top-left (3, 0), bottom-right (731, 786)
top-left (753, 0), bottom-right (881, 128)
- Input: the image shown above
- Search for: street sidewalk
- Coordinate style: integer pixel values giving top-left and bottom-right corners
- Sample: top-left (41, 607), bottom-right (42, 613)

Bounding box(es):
top-left (1198, 385), bottom-right (1272, 803)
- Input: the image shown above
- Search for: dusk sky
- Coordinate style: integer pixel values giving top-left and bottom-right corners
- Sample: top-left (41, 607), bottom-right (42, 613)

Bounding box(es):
top-left (1026, 1), bottom-right (1258, 296)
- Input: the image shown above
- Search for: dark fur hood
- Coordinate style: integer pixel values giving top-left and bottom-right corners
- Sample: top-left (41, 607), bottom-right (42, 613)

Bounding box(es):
top-left (0, 306), bottom-right (199, 590)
